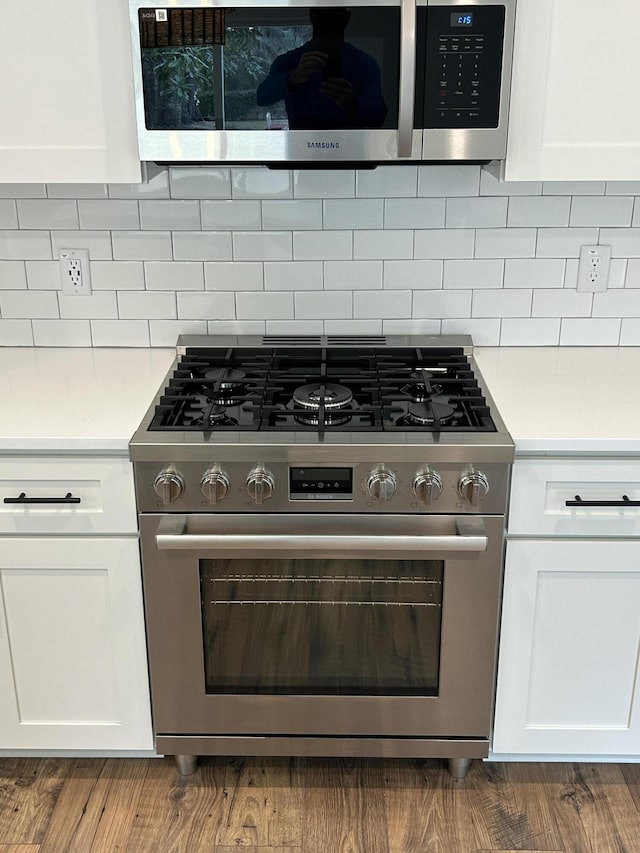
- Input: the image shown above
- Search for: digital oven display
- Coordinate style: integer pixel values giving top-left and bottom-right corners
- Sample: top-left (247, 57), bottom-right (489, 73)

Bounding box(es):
top-left (450, 12), bottom-right (474, 26)
top-left (290, 467), bottom-right (353, 500)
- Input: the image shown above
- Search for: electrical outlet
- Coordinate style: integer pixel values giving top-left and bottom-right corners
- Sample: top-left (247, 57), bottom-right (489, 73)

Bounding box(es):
top-left (59, 249), bottom-right (92, 295)
top-left (577, 244), bottom-right (611, 292)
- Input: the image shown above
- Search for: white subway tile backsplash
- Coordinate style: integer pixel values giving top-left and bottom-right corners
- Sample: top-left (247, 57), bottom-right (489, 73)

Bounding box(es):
top-left (1, 231), bottom-right (52, 260)
top-left (413, 290), bottom-right (472, 319)
top-left (560, 318), bottom-right (621, 345)
top-left (620, 319), bottom-right (640, 344)
top-left (626, 259), bottom-right (640, 287)
top-left (535, 228), bottom-right (599, 258)
top-left (90, 261), bottom-right (145, 291)
top-left (262, 200), bottom-right (322, 231)
top-left (324, 199), bottom-right (383, 230)
top-left (145, 261), bottom-right (204, 291)
top-left (382, 319), bottom-right (441, 335)
top-left (0, 261), bottom-right (26, 289)
top-left (293, 231), bottom-right (351, 260)
top-left (25, 261), bottom-right (60, 290)
top-left (58, 291), bottom-right (118, 320)
top-left (532, 289), bottom-right (593, 317)
top-left (383, 260), bottom-right (442, 290)
top-left (0, 290), bottom-right (58, 318)
top-left (325, 260), bottom-right (382, 290)
top-left (0, 319), bottom-right (33, 345)
top-left (500, 318), bottom-right (560, 346)
top-left (384, 198), bottom-right (444, 229)
top-left (599, 228), bottom-right (640, 257)
top-left (202, 200), bottom-right (263, 231)
top-left (472, 289), bottom-right (532, 318)
top-left (78, 200), bottom-right (140, 230)
top-left (414, 229), bottom-right (474, 259)
top-left (169, 168), bottom-right (231, 199)
top-left (569, 196), bottom-right (634, 227)
top-left (296, 291), bottom-right (351, 319)
top-left (606, 181), bottom-right (640, 195)
top-left (48, 184), bottom-right (108, 199)
top-left (441, 319), bottom-right (501, 346)
top-left (634, 200), bottom-right (640, 227)
top-left (17, 199), bottom-right (78, 230)
top-left (443, 259), bottom-right (504, 289)
top-left (91, 320), bottom-right (150, 347)
top-left (356, 167), bottom-right (417, 198)
top-left (294, 170), bottom-right (354, 199)
top-left (32, 319), bottom-right (92, 346)
top-left (418, 165), bottom-right (480, 197)
top-left (446, 197), bottom-right (507, 229)
top-left (150, 320), bottom-right (207, 346)
top-left (266, 320), bottom-right (324, 335)
top-left (234, 231), bottom-right (292, 261)
top-left (140, 200), bottom-right (201, 231)
top-left (118, 291), bottom-right (177, 319)
top-left (206, 262), bottom-right (264, 291)
top-left (51, 231), bottom-right (111, 260)
top-left (543, 181), bottom-right (605, 196)
top-left (0, 201), bottom-right (18, 229)
top-left (475, 228), bottom-right (536, 258)
top-left (504, 258), bottom-right (566, 289)
top-left (592, 290), bottom-right (640, 317)
top-left (177, 291), bottom-right (236, 320)
top-left (109, 171), bottom-right (170, 199)
top-left (0, 184), bottom-right (46, 198)
top-left (353, 230), bottom-right (413, 260)
top-left (507, 196), bottom-right (570, 227)
top-left (173, 231), bottom-right (232, 261)
top-left (324, 319), bottom-right (382, 334)
top-left (207, 320), bottom-right (265, 335)
top-left (236, 291), bottom-right (293, 319)
top-left (354, 290), bottom-right (410, 319)
top-left (233, 168), bottom-right (292, 199)
top-left (264, 261), bottom-right (323, 291)
top-left (479, 169), bottom-right (542, 197)
top-left (112, 231), bottom-right (172, 261)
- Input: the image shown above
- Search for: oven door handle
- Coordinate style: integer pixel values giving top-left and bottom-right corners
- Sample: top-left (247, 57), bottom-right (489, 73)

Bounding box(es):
top-left (154, 517), bottom-right (487, 554)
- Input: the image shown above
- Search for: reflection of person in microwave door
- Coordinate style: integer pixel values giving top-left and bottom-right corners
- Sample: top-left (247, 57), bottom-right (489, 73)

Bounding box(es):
top-left (256, 8), bottom-right (388, 129)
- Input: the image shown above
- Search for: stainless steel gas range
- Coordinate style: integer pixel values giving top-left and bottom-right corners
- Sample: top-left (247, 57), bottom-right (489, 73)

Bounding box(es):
top-left (130, 334), bottom-right (514, 779)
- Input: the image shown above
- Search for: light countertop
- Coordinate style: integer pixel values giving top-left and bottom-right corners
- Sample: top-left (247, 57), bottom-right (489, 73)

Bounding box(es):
top-left (475, 346), bottom-right (640, 455)
top-left (0, 348), bottom-right (175, 453)
top-left (0, 346), bottom-right (639, 455)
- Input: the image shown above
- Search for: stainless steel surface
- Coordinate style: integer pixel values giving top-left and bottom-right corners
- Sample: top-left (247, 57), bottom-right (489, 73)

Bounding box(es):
top-left (366, 468), bottom-right (398, 502)
top-left (175, 754), bottom-right (198, 776)
top-left (246, 466), bottom-right (275, 505)
top-left (129, 0), bottom-right (516, 165)
top-left (448, 757), bottom-right (472, 779)
top-left (153, 470), bottom-right (185, 505)
top-left (458, 470), bottom-right (490, 506)
top-left (154, 514), bottom-right (488, 555)
top-left (413, 469), bottom-right (443, 505)
top-left (200, 468), bottom-right (230, 506)
top-left (398, 0), bottom-right (417, 158)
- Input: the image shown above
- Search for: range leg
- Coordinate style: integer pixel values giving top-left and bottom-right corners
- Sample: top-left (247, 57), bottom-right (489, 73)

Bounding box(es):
top-left (175, 754), bottom-right (198, 775)
top-left (448, 757), bottom-right (471, 779)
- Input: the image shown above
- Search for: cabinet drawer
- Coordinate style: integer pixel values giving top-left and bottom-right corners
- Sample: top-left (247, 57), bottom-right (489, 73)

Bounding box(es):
top-left (0, 457), bottom-right (137, 535)
top-left (508, 458), bottom-right (640, 537)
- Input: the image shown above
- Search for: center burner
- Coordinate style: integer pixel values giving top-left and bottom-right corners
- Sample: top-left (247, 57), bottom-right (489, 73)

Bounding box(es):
top-left (291, 382), bottom-right (355, 426)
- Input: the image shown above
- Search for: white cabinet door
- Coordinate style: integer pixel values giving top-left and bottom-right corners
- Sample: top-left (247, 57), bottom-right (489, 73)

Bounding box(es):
top-left (504, 0), bottom-right (640, 181)
top-left (0, 1), bottom-right (141, 183)
top-left (493, 539), bottom-right (640, 756)
top-left (0, 537), bottom-right (153, 751)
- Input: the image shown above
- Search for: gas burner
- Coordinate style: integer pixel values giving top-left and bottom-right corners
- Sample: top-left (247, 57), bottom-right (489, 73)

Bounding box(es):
top-left (291, 382), bottom-right (354, 427)
top-left (206, 404), bottom-right (238, 427)
top-left (204, 367), bottom-right (247, 387)
top-left (406, 400), bottom-right (456, 426)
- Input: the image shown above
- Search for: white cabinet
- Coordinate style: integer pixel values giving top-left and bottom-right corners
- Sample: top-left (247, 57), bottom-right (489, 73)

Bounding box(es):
top-left (0, 457), bottom-right (153, 752)
top-left (504, 0), bottom-right (640, 181)
top-left (493, 458), bottom-right (640, 758)
top-left (0, 1), bottom-right (141, 183)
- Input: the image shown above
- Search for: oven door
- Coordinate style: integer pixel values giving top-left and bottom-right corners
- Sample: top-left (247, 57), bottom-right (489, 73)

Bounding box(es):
top-left (139, 513), bottom-right (504, 751)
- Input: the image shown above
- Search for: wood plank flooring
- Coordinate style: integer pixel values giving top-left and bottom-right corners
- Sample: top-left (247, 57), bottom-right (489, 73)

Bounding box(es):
top-left (0, 757), bottom-right (638, 852)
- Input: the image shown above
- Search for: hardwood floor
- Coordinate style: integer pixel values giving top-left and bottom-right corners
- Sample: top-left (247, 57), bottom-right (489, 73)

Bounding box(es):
top-left (0, 757), bottom-right (638, 852)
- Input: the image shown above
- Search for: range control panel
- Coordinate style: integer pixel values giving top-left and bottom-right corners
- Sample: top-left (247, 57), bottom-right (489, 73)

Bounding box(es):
top-left (425, 5), bottom-right (506, 129)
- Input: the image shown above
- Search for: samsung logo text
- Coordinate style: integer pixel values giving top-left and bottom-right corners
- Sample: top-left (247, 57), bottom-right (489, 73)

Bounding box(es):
top-left (306, 142), bottom-right (341, 150)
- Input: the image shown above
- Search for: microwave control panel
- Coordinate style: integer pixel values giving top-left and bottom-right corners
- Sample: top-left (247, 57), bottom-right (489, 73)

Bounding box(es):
top-left (424, 5), bottom-right (506, 129)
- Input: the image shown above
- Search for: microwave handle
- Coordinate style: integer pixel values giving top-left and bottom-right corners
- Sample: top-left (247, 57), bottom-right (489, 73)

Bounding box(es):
top-left (397, 0), bottom-right (417, 157)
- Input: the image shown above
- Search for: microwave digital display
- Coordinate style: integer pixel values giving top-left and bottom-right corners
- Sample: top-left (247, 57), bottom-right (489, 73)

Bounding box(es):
top-left (450, 13), bottom-right (474, 27)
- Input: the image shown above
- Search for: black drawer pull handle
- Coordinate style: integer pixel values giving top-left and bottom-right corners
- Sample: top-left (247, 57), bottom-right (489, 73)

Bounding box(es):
top-left (565, 494), bottom-right (640, 507)
top-left (3, 492), bottom-right (81, 505)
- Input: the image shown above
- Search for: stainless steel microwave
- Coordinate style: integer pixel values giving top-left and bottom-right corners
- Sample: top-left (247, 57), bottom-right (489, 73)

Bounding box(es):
top-left (128, 0), bottom-right (516, 165)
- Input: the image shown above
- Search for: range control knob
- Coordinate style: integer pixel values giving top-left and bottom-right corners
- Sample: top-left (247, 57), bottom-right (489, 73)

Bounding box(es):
top-left (458, 471), bottom-right (490, 507)
top-left (366, 470), bottom-right (397, 502)
top-left (246, 467), bottom-right (275, 505)
top-left (413, 470), bottom-right (443, 505)
top-left (200, 468), bottom-right (230, 506)
top-left (153, 469), bottom-right (185, 505)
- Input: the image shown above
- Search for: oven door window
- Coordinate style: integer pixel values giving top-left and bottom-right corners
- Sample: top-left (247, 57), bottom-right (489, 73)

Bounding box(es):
top-left (200, 558), bottom-right (443, 695)
top-left (137, 7), bottom-right (400, 131)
